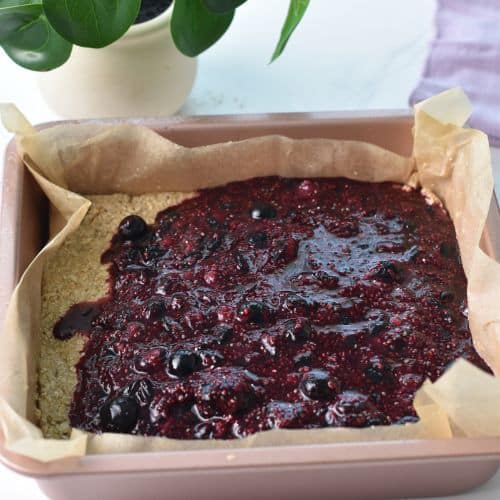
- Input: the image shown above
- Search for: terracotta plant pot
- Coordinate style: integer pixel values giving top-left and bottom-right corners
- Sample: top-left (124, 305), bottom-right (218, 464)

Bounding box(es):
top-left (37, 6), bottom-right (197, 118)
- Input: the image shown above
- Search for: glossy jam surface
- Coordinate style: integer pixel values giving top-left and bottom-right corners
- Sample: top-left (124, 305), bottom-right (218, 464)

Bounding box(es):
top-left (56, 177), bottom-right (489, 439)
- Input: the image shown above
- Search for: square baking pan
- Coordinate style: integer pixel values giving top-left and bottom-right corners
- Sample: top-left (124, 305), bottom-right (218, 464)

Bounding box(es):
top-left (1, 111), bottom-right (500, 500)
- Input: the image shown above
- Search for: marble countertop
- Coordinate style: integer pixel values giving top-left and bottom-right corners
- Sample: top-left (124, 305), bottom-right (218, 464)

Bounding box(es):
top-left (0, 1), bottom-right (498, 498)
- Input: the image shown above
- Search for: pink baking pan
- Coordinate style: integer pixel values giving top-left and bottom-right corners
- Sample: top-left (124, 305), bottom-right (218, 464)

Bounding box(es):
top-left (1, 111), bottom-right (499, 500)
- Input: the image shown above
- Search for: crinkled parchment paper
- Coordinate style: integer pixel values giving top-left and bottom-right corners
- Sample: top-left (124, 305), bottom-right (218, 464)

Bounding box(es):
top-left (0, 89), bottom-right (499, 462)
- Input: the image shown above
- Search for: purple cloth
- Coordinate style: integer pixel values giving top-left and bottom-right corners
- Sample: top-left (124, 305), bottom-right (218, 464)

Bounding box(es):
top-left (410, 0), bottom-right (500, 146)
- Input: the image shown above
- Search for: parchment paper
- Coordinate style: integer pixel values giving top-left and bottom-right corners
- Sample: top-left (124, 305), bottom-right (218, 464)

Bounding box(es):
top-left (0, 88), bottom-right (499, 463)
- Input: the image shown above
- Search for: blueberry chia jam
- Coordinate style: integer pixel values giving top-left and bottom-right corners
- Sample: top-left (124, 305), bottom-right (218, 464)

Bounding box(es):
top-left (54, 177), bottom-right (490, 439)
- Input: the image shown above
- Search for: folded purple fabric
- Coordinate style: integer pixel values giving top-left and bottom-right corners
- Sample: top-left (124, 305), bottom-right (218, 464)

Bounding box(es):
top-left (410, 0), bottom-right (500, 146)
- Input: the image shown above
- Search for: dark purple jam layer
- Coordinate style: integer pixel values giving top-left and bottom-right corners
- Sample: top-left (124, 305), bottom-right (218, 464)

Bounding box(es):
top-left (54, 177), bottom-right (489, 439)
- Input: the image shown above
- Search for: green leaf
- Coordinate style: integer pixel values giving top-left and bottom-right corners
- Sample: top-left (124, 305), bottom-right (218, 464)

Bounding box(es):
top-left (0, 1), bottom-right (43, 42)
top-left (0, 1), bottom-right (72, 70)
top-left (203, 0), bottom-right (246, 14)
top-left (42, 0), bottom-right (141, 48)
top-left (270, 0), bottom-right (309, 63)
top-left (2, 13), bottom-right (72, 70)
top-left (171, 0), bottom-right (234, 57)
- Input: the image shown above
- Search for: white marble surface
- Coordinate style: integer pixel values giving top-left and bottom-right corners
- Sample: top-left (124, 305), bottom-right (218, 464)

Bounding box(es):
top-left (0, 1), bottom-right (499, 499)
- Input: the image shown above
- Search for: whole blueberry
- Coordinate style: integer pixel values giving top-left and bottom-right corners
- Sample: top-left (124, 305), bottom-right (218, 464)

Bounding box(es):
top-left (100, 395), bottom-right (139, 433)
top-left (119, 215), bottom-right (147, 240)
top-left (168, 350), bottom-right (202, 377)
top-left (300, 370), bottom-right (335, 400)
top-left (250, 203), bottom-right (277, 220)
top-left (237, 301), bottom-right (268, 324)
top-left (364, 356), bottom-right (390, 383)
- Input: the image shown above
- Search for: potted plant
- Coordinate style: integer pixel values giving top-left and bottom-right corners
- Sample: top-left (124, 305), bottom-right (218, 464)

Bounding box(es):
top-left (0, 0), bottom-right (310, 118)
